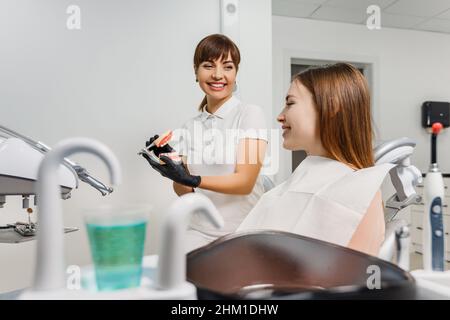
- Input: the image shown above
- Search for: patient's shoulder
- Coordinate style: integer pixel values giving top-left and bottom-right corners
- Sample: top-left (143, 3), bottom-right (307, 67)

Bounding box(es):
top-left (347, 190), bottom-right (385, 256)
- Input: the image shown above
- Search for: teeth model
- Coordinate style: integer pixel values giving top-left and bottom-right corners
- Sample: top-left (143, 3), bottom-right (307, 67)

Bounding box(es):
top-left (138, 130), bottom-right (181, 165)
top-left (152, 130), bottom-right (173, 148)
top-left (158, 152), bottom-right (182, 165)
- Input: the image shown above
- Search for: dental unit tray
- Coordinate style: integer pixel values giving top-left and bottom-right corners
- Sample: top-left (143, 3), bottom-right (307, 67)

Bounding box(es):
top-left (0, 224), bottom-right (78, 244)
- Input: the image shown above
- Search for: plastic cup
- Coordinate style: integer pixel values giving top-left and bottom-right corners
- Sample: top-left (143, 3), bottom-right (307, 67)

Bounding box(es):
top-left (84, 204), bottom-right (150, 291)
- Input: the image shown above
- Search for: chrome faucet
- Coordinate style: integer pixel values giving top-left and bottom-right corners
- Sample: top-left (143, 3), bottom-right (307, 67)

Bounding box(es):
top-left (156, 193), bottom-right (224, 291)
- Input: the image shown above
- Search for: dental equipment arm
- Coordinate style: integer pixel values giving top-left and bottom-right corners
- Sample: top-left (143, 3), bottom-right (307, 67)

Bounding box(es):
top-left (374, 137), bottom-right (423, 222)
top-left (375, 137), bottom-right (421, 269)
top-left (0, 124), bottom-right (114, 196)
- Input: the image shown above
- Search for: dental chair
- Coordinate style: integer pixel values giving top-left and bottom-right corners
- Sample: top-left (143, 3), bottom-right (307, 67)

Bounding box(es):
top-left (186, 137), bottom-right (421, 300)
top-left (259, 138), bottom-right (421, 270)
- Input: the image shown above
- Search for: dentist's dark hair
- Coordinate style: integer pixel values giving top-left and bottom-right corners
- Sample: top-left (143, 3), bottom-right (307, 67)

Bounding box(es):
top-left (194, 34), bottom-right (240, 111)
top-left (293, 63), bottom-right (374, 169)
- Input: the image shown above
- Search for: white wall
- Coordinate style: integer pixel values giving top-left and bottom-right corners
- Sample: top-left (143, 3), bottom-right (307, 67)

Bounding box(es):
top-left (0, 0), bottom-right (272, 293)
top-left (273, 16), bottom-right (450, 184)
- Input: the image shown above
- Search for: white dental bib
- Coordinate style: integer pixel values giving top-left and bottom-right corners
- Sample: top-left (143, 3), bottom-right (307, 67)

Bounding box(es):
top-left (237, 156), bottom-right (395, 247)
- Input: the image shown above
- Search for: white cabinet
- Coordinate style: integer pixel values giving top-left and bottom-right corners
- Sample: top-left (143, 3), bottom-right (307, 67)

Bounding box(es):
top-left (410, 177), bottom-right (450, 261)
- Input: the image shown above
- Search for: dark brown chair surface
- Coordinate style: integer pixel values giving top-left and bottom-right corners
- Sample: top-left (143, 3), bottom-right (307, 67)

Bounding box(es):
top-left (187, 230), bottom-right (416, 299)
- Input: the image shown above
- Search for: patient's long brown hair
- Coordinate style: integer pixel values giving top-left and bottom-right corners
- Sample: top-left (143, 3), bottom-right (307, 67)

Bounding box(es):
top-left (294, 63), bottom-right (374, 169)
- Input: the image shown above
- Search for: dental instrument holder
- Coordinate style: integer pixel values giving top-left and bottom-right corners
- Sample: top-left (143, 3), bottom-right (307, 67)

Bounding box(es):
top-left (375, 137), bottom-right (423, 222)
top-left (423, 122), bottom-right (445, 271)
top-left (0, 125), bottom-right (115, 243)
top-left (0, 124), bottom-right (114, 197)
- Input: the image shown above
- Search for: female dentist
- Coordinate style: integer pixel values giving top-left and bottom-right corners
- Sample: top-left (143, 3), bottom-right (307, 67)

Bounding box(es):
top-left (143, 34), bottom-right (268, 252)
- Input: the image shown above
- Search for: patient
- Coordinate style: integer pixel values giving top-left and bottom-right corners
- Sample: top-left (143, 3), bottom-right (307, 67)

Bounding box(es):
top-left (237, 63), bottom-right (393, 256)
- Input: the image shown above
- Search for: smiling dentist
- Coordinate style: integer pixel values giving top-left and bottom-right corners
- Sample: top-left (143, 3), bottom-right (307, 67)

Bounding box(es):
top-left (143, 34), bottom-right (268, 252)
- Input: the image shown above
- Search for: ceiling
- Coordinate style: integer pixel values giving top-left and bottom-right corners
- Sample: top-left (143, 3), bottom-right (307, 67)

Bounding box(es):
top-left (272, 0), bottom-right (450, 34)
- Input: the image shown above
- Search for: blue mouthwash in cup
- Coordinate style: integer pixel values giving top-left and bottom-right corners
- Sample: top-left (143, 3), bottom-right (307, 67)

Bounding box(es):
top-left (87, 220), bottom-right (147, 291)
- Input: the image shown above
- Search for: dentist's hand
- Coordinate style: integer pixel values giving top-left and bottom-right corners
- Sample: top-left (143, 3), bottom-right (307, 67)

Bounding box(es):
top-left (142, 154), bottom-right (201, 188)
top-left (145, 135), bottom-right (173, 156)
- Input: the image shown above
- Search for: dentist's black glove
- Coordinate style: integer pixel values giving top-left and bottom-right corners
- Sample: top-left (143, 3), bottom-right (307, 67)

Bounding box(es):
top-left (142, 154), bottom-right (201, 188)
top-left (145, 134), bottom-right (174, 156)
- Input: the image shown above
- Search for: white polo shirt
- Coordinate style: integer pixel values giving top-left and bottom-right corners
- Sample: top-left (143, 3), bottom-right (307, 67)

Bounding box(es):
top-left (174, 95), bottom-right (268, 237)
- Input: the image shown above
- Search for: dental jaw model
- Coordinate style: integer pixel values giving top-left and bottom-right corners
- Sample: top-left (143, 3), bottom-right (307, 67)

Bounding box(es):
top-left (138, 130), bottom-right (182, 164)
